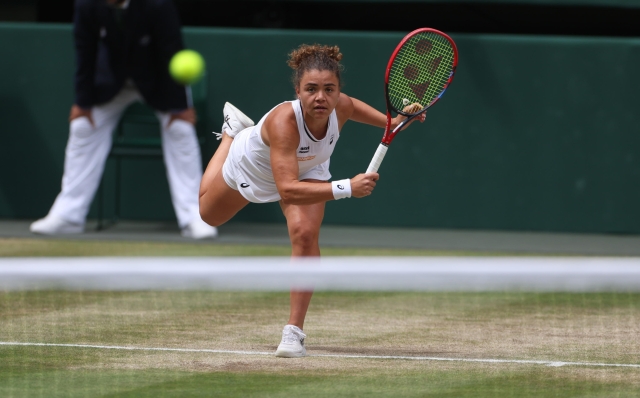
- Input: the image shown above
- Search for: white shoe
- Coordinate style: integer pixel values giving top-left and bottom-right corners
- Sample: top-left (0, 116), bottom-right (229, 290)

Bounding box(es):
top-left (214, 102), bottom-right (254, 140)
top-left (181, 217), bottom-right (218, 239)
top-left (275, 325), bottom-right (307, 358)
top-left (30, 214), bottom-right (84, 235)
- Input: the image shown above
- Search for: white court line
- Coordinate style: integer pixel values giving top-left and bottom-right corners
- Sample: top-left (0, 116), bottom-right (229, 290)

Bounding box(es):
top-left (2, 342), bottom-right (639, 369)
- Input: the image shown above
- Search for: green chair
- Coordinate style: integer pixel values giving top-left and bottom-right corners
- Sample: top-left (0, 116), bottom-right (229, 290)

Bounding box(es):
top-left (96, 79), bottom-right (208, 230)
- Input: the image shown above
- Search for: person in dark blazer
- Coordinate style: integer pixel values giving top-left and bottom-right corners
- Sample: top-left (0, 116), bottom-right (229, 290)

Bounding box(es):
top-left (31, 0), bottom-right (217, 239)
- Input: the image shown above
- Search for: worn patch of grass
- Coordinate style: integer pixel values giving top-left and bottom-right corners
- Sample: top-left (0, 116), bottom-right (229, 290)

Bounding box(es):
top-left (2, 291), bottom-right (639, 364)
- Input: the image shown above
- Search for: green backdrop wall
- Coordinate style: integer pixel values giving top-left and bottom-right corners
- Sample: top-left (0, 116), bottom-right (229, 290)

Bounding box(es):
top-left (1, 22), bottom-right (639, 234)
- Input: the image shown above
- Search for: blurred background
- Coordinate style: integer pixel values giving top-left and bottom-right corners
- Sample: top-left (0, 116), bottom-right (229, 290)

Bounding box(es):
top-left (1, 0), bottom-right (639, 234)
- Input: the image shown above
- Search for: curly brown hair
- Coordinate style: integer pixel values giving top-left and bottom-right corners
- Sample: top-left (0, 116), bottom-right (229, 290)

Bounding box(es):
top-left (287, 44), bottom-right (344, 89)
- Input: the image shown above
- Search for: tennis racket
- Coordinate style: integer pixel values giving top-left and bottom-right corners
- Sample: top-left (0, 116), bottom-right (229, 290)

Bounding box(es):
top-left (366, 28), bottom-right (458, 173)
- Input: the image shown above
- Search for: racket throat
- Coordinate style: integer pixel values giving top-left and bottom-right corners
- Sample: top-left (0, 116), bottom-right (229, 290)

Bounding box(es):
top-left (389, 117), bottom-right (410, 138)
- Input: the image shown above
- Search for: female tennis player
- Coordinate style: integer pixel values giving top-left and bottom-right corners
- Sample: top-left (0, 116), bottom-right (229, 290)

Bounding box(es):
top-left (199, 44), bottom-right (425, 358)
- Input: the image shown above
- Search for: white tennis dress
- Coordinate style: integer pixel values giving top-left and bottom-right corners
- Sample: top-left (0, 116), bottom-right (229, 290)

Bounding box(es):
top-left (222, 100), bottom-right (340, 203)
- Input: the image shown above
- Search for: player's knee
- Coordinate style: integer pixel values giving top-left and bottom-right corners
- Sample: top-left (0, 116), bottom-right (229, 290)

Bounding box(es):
top-left (288, 224), bottom-right (319, 252)
top-left (199, 202), bottom-right (229, 228)
top-left (199, 213), bottom-right (222, 228)
top-left (199, 205), bottom-right (219, 227)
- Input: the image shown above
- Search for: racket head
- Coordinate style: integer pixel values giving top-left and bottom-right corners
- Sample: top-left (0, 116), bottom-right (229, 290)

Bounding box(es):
top-left (385, 28), bottom-right (458, 117)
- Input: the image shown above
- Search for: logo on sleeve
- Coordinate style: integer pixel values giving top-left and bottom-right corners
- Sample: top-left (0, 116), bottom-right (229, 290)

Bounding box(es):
top-left (240, 183), bottom-right (250, 188)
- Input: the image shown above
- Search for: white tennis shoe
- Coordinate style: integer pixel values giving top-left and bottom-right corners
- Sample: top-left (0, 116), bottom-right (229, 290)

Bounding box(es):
top-left (275, 325), bottom-right (307, 358)
top-left (30, 214), bottom-right (84, 235)
top-left (214, 102), bottom-right (254, 140)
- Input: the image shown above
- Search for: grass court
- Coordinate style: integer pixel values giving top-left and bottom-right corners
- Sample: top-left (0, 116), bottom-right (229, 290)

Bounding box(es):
top-left (1, 238), bottom-right (639, 397)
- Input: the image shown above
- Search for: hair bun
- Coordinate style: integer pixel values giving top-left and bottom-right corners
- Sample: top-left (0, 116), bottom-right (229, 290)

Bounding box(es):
top-left (287, 44), bottom-right (342, 69)
top-left (287, 44), bottom-right (344, 88)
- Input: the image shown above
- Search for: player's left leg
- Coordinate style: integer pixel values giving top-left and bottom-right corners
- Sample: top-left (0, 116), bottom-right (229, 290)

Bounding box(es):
top-left (200, 102), bottom-right (254, 199)
top-left (275, 182), bottom-right (326, 357)
top-left (281, 194), bottom-right (325, 328)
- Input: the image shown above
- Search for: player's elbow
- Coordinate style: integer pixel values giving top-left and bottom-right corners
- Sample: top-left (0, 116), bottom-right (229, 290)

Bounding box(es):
top-left (276, 182), bottom-right (298, 204)
top-left (279, 189), bottom-right (296, 205)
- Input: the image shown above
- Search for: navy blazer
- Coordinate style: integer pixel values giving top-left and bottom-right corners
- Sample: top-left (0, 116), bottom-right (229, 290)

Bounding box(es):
top-left (74, 0), bottom-right (189, 112)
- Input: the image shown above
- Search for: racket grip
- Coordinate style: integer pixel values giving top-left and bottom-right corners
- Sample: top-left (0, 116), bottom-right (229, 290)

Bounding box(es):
top-left (366, 144), bottom-right (388, 173)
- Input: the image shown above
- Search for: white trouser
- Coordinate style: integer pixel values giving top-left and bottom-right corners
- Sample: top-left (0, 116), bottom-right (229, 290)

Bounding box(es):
top-left (48, 85), bottom-right (203, 228)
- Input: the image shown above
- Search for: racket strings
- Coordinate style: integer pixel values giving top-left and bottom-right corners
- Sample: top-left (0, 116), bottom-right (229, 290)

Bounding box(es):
top-left (387, 32), bottom-right (455, 114)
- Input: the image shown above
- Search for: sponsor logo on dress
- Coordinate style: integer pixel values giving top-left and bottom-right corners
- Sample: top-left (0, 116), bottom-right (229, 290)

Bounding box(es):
top-left (298, 146), bottom-right (310, 153)
top-left (297, 156), bottom-right (316, 161)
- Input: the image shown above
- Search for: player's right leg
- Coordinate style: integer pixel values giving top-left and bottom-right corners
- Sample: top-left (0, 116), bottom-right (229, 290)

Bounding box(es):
top-left (199, 103), bottom-right (254, 226)
top-left (200, 102), bottom-right (254, 197)
top-left (199, 133), bottom-right (233, 199)
top-left (199, 169), bottom-right (249, 227)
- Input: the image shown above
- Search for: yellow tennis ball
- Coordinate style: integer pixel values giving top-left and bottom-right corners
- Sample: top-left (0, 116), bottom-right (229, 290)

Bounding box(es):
top-left (169, 49), bottom-right (205, 85)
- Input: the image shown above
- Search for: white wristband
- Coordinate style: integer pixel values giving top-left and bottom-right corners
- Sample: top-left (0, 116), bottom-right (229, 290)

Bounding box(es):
top-left (331, 179), bottom-right (352, 200)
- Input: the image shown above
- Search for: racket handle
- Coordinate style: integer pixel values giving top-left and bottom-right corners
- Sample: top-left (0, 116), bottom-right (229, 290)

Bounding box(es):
top-left (366, 143), bottom-right (388, 173)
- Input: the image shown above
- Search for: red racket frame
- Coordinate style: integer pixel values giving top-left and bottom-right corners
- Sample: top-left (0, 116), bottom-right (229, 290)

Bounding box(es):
top-left (380, 27), bottom-right (459, 146)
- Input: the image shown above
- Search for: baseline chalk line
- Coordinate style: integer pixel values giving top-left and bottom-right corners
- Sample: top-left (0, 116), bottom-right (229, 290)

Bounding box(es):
top-left (2, 342), bottom-right (638, 368)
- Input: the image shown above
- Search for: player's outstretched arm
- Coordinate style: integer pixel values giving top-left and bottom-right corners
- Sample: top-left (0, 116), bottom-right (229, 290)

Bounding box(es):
top-left (341, 94), bottom-right (426, 131)
top-left (345, 96), bottom-right (387, 128)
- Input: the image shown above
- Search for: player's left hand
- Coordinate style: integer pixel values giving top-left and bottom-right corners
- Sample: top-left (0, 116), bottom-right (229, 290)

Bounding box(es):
top-left (392, 102), bottom-right (426, 131)
top-left (169, 108), bottom-right (197, 126)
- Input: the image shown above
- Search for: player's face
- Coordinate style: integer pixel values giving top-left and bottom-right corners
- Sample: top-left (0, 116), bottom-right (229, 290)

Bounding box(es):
top-left (296, 69), bottom-right (340, 120)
